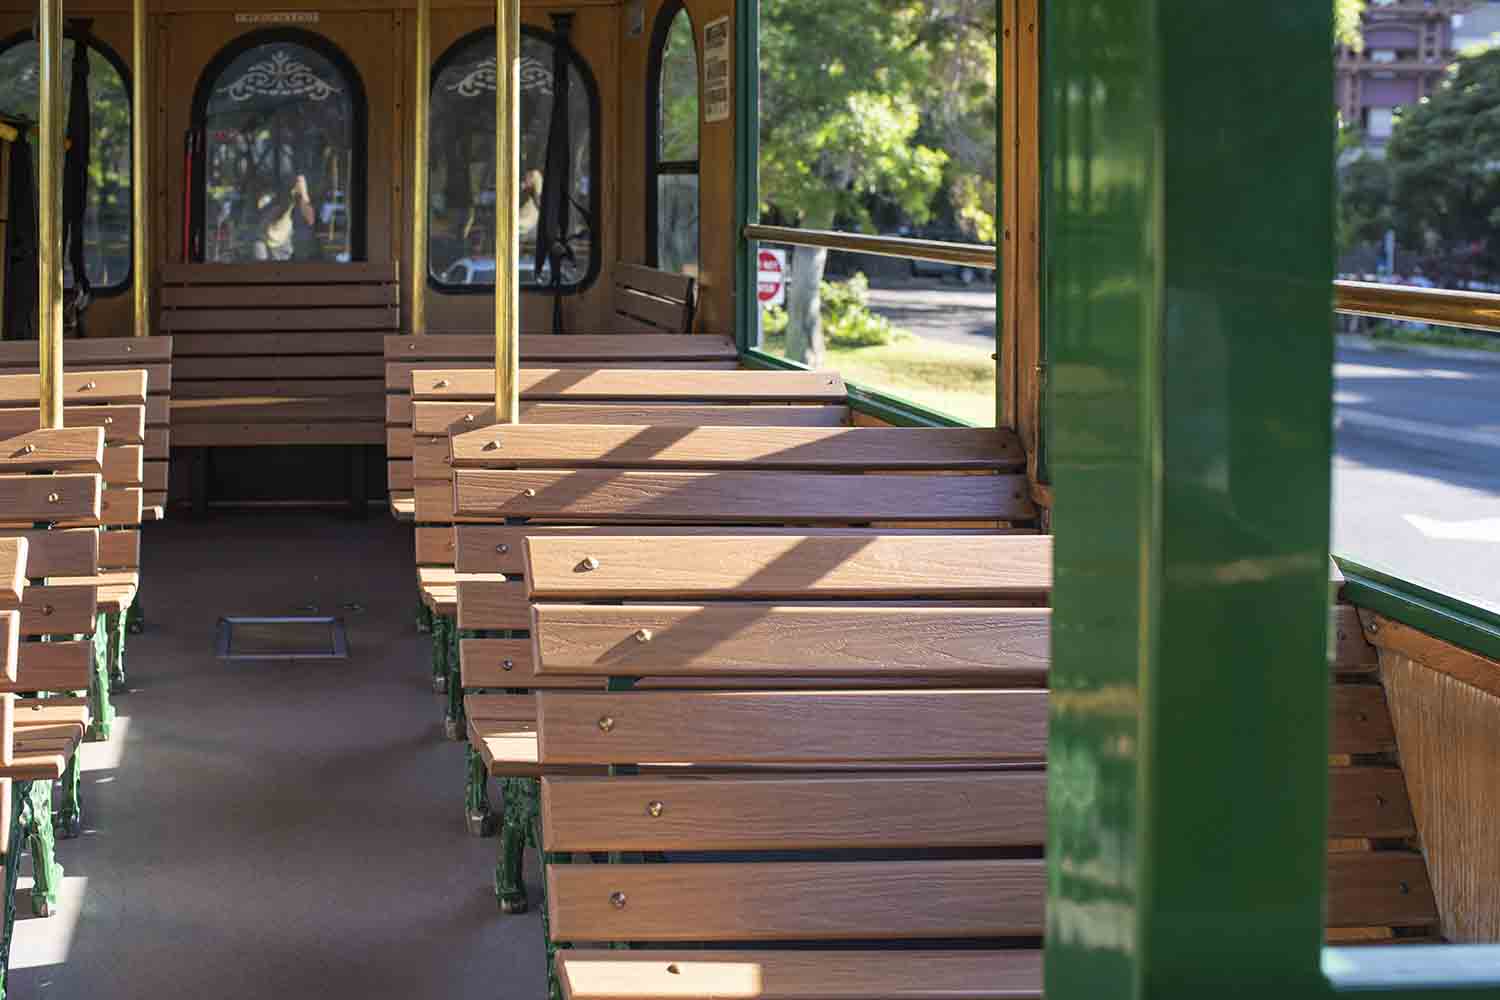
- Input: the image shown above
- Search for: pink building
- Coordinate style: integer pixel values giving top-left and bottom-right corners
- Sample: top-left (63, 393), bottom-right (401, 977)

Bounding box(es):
top-left (1337, 0), bottom-right (1474, 151)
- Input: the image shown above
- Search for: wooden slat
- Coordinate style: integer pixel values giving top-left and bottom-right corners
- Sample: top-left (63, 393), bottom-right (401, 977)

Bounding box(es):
top-left (10, 641), bottom-right (92, 692)
top-left (1332, 683), bottom-right (1398, 755)
top-left (20, 583), bottom-right (97, 636)
top-left (532, 604), bottom-right (1050, 679)
top-left (460, 525), bottom-right (1022, 575)
top-left (525, 535), bottom-right (1052, 600)
top-left (99, 489), bottom-right (144, 528)
top-left (0, 474), bottom-right (101, 522)
top-left (465, 693), bottom-right (539, 721)
top-left (556, 949), bottom-right (1043, 1000)
top-left (411, 369), bottom-right (846, 403)
top-left (0, 370), bottom-right (147, 405)
top-left (615, 263), bottom-right (695, 304)
top-left (0, 694), bottom-right (12, 765)
top-left (0, 529), bottom-right (97, 577)
top-left (546, 859), bottom-right (1046, 942)
top-left (414, 526), bottom-right (453, 565)
top-left (0, 427), bottom-right (104, 473)
top-left (1325, 851), bottom-right (1439, 928)
top-left (162, 306), bottom-right (397, 332)
top-left (450, 425), bottom-right (1021, 471)
top-left (0, 406), bottom-right (145, 444)
top-left (0, 337), bottom-right (173, 366)
top-left (1364, 613), bottom-right (1500, 701)
top-left (384, 333), bottom-right (738, 364)
top-left (461, 638), bottom-right (601, 689)
top-left (1329, 767), bottom-right (1416, 839)
top-left (456, 579), bottom-right (529, 630)
top-left (536, 690), bottom-right (1049, 765)
top-left (103, 445), bottom-right (145, 486)
top-left (0, 538), bottom-right (23, 610)
top-left (175, 356), bottom-right (384, 380)
top-left (171, 394), bottom-right (384, 424)
top-left (615, 286), bottom-right (689, 333)
top-left (160, 260), bottom-right (397, 284)
top-left (1332, 605), bottom-right (1378, 673)
top-left (174, 379), bottom-right (383, 399)
top-left (388, 462), bottom-right (414, 491)
top-left (99, 530), bottom-right (140, 570)
top-left (173, 332), bottom-right (391, 356)
top-left (412, 401), bottom-right (849, 435)
top-left (170, 423), bottom-right (385, 447)
top-left (162, 284), bottom-right (397, 308)
top-left (146, 428), bottom-right (170, 458)
top-left (0, 612), bottom-right (15, 684)
top-left (541, 772), bottom-right (1047, 852)
top-left (145, 460), bottom-right (169, 493)
top-left (456, 471), bottom-right (1034, 523)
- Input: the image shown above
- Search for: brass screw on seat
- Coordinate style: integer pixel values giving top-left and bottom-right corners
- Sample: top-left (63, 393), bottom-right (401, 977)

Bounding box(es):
top-left (434, 379), bottom-right (450, 389)
top-left (464, 413), bottom-right (475, 423)
top-left (522, 488), bottom-right (537, 498)
top-left (41, 605), bottom-right (54, 616)
top-left (609, 891), bottom-right (627, 909)
top-left (47, 492), bottom-right (60, 504)
top-left (580, 556), bottom-right (600, 572)
top-left (408, 343), bottom-right (416, 351)
top-left (646, 800), bottom-right (664, 818)
top-left (83, 380), bottom-right (96, 390)
top-left (502, 659), bottom-right (514, 672)
top-left (20, 444), bottom-right (35, 455)
top-left (634, 628), bottom-right (653, 643)
top-left (496, 544), bottom-right (510, 554)
top-left (598, 716), bottom-right (615, 733)
top-left (104, 416), bottom-right (113, 424)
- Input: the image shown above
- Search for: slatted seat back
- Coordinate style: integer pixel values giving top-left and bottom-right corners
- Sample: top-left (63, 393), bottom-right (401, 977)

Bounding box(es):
top-left (161, 262), bottom-right (397, 448)
top-left (384, 337), bottom-right (742, 515)
top-left (0, 340), bottom-right (173, 517)
top-left (411, 370), bottom-right (853, 580)
top-left (612, 263), bottom-right (696, 334)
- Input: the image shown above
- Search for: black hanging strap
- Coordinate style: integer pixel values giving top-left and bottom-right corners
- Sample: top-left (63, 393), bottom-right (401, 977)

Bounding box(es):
top-left (535, 13), bottom-right (575, 333)
top-left (62, 19), bottom-right (93, 332)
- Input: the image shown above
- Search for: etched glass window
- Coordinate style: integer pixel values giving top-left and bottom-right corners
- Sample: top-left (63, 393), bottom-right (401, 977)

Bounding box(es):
top-left (650, 5), bottom-right (699, 276)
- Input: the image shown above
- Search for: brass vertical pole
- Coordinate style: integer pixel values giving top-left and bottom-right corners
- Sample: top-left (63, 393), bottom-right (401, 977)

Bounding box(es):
top-left (493, 0), bottom-right (520, 421)
top-left (131, 0), bottom-right (149, 337)
top-left (37, 0), bottom-right (65, 427)
top-left (411, 0), bottom-right (430, 336)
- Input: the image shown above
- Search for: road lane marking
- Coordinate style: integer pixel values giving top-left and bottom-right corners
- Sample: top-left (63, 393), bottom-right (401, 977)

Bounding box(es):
top-left (1403, 515), bottom-right (1500, 543)
top-left (1337, 410), bottom-right (1500, 449)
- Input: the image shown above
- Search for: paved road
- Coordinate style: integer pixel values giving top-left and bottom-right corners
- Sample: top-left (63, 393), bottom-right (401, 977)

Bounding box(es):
top-left (1333, 342), bottom-right (1500, 613)
top-left (865, 280), bottom-right (996, 347)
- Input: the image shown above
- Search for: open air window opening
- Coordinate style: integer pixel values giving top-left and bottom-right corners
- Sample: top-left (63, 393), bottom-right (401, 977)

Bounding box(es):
top-left (428, 23), bottom-right (600, 295)
top-left (189, 28), bottom-right (368, 264)
top-left (647, 0), bottom-right (700, 277)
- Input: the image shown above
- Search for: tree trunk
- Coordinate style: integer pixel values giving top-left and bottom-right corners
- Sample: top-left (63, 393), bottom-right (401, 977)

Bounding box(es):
top-left (785, 243), bottom-right (828, 367)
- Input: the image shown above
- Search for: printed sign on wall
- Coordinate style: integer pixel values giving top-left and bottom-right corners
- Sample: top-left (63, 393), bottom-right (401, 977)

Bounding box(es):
top-left (703, 16), bottom-right (731, 123)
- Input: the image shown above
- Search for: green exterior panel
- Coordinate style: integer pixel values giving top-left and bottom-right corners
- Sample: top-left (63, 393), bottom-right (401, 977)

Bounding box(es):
top-left (1043, 0), bottom-right (1334, 996)
top-left (734, 0), bottom-right (760, 354)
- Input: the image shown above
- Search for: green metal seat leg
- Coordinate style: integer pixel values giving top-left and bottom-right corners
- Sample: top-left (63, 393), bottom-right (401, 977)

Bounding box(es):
top-left (541, 839), bottom-right (567, 1000)
top-left (431, 614), bottom-right (451, 694)
top-left (126, 596), bottom-right (145, 635)
top-left (1, 780), bottom-right (30, 999)
top-left (23, 780), bottom-right (62, 917)
top-left (415, 599), bottom-right (433, 634)
top-left (108, 608), bottom-right (128, 694)
top-left (465, 744), bottom-right (498, 837)
top-left (57, 751), bottom-right (82, 840)
top-left (87, 612), bottom-right (115, 742)
top-left (444, 629), bottom-right (468, 740)
top-left (495, 776), bottom-right (537, 913)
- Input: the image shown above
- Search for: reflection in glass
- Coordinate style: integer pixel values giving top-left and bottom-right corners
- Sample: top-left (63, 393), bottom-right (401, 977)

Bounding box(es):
top-left (0, 37), bottom-right (131, 290)
top-left (429, 29), bottom-right (595, 290)
top-left (654, 7), bottom-right (699, 275)
top-left (200, 42), bottom-right (358, 263)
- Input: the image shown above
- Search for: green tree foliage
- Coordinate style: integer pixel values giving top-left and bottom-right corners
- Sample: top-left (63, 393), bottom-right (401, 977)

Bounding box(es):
top-left (1335, 0), bottom-right (1367, 50)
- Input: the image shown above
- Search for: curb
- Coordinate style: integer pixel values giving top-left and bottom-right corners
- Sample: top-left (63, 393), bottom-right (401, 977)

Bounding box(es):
top-left (1337, 334), bottom-right (1500, 367)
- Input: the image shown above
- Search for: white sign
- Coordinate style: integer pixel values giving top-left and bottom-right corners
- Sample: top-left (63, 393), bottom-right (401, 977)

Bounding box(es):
top-left (757, 247), bottom-right (786, 308)
top-left (235, 12), bottom-right (320, 23)
top-left (702, 16), bottom-right (731, 124)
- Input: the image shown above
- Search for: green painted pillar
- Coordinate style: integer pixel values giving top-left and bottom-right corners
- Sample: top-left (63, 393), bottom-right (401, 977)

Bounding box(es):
top-left (1043, 1), bottom-right (1333, 997)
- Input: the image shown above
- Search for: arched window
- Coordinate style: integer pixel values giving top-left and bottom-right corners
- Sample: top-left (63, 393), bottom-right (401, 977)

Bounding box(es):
top-left (0, 29), bottom-right (132, 294)
top-left (191, 30), bottom-right (366, 263)
top-left (647, 2), bottom-right (699, 276)
top-left (429, 25), bottom-right (599, 293)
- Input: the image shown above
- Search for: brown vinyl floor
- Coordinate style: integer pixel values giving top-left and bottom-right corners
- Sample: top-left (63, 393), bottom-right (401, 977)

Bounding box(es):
top-left (7, 513), bottom-right (545, 999)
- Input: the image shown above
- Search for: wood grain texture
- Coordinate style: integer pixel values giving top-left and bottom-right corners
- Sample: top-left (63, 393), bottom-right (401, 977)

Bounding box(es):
top-left (458, 525), bottom-right (1020, 575)
top-left (8, 641), bottom-right (91, 693)
top-left (0, 428), bottom-right (103, 473)
top-left (0, 693), bottom-right (12, 765)
top-left (103, 445), bottom-right (145, 486)
top-left (172, 331), bottom-right (390, 356)
top-left (0, 337), bottom-right (173, 366)
top-left (0, 529), bottom-right (97, 577)
top-left (175, 356), bottom-right (384, 380)
top-left (414, 402), bottom-right (849, 436)
top-left (546, 859), bottom-right (1046, 942)
top-left (1382, 651), bottom-right (1500, 942)
top-left (20, 583), bottom-right (97, 637)
top-left (1331, 683), bottom-right (1398, 755)
top-left (383, 333), bottom-right (738, 363)
top-left (1328, 767), bottom-right (1416, 839)
top-left (0, 538), bottom-right (23, 609)
top-left (555, 949), bottom-right (1043, 1000)
top-left (161, 306), bottom-right (398, 332)
top-left (411, 368), bottom-right (846, 402)
top-left (415, 526), bottom-right (455, 566)
top-left (455, 471), bottom-right (1035, 524)
top-left (455, 579), bottom-right (530, 630)
top-left (98, 530), bottom-right (140, 570)
top-left (164, 285), bottom-right (397, 309)
top-left (0, 612), bottom-right (16, 685)
top-left (464, 693), bottom-right (538, 722)
top-left (0, 405), bottom-right (145, 444)
top-left (531, 604), bottom-right (1050, 679)
top-left (1332, 604), bottom-right (1378, 673)
top-left (170, 423), bottom-right (386, 448)
top-left (1364, 613), bottom-right (1500, 701)
top-left (524, 535), bottom-right (1053, 599)
top-left (161, 261), bottom-right (396, 284)
top-left (541, 772), bottom-right (1047, 852)
top-left (1325, 850), bottom-right (1439, 929)
top-left (0, 370), bottom-right (147, 405)
top-left (449, 425), bottom-right (1022, 471)
top-left (461, 638), bottom-right (602, 689)
top-left (0, 474), bottom-right (101, 523)
top-left (536, 690), bottom-right (1049, 765)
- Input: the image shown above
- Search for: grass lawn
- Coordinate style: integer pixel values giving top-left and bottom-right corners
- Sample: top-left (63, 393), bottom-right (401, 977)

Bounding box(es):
top-left (1362, 322), bottom-right (1500, 353)
top-left (761, 333), bottom-right (997, 426)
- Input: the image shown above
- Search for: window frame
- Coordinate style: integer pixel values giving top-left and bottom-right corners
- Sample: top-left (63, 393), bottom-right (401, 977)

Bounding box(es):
top-left (645, 0), bottom-right (701, 271)
top-left (427, 24), bottom-right (603, 296)
top-left (0, 27), bottom-right (134, 297)
top-left (188, 27), bottom-right (369, 264)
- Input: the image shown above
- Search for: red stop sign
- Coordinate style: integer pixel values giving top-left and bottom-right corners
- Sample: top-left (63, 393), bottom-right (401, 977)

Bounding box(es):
top-left (757, 249), bottom-right (785, 306)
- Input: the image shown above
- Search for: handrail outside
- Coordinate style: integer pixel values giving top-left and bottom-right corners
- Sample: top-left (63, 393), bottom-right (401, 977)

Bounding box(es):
top-left (744, 224), bottom-right (997, 270)
top-left (1335, 280), bottom-right (1500, 333)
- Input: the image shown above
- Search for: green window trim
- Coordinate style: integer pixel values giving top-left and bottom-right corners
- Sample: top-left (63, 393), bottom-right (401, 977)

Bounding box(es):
top-left (739, 347), bottom-right (972, 428)
top-left (1335, 557), bottom-right (1500, 664)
